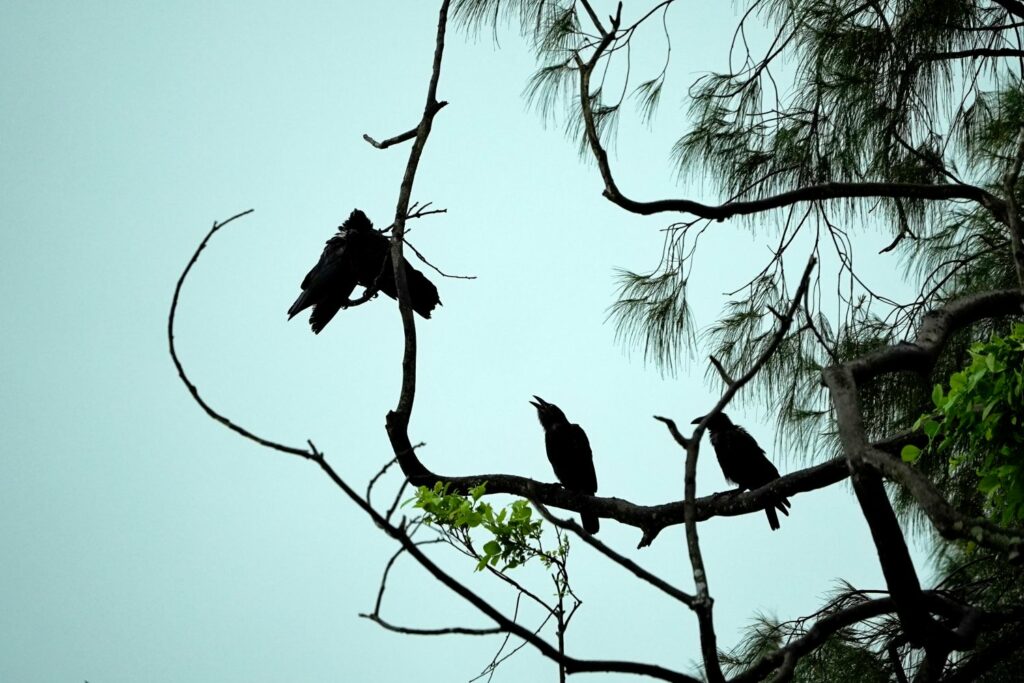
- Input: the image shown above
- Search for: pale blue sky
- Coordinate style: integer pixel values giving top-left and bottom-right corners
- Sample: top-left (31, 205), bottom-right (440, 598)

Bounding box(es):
top-left (1, 2), bottom-right (926, 681)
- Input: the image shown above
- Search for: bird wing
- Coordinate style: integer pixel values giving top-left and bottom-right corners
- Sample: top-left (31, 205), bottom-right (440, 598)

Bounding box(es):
top-left (545, 423), bottom-right (597, 495)
top-left (736, 426), bottom-right (782, 488)
top-left (300, 232), bottom-right (348, 290)
top-left (711, 426), bottom-right (770, 489)
top-left (370, 250), bottom-right (441, 319)
top-left (403, 260), bottom-right (441, 318)
top-left (288, 231), bottom-right (359, 331)
top-left (340, 227), bottom-right (441, 319)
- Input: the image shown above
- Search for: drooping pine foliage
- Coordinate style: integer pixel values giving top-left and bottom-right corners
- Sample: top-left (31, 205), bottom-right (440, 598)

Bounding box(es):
top-left (451, 2), bottom-right (1024, 677)
top-left (456, 0), bottom-right (1023, 467)
top-left (719, 582), bottom-right (895, 682)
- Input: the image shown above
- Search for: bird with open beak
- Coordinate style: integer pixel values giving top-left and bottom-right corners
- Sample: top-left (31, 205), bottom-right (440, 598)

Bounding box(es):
top-left (530, 396), bottom-right (600, 534)
top-left (692, 412), bottom-right (791, 530)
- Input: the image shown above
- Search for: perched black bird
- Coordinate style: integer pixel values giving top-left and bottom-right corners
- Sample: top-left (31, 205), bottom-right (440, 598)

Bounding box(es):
top-left (530, 396), bottom-right (600, 534)
top-left (288, 209), bottom-right (441, 333)
top-left (692, 412), bottom-right (791, 530)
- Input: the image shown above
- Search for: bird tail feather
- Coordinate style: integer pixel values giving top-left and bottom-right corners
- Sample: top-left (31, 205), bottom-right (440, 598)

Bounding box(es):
top-left (765, 506), bottom-right (781, 531)
top-left (775, 497), bottom-right (791, 516)
top-left (288, 291), bottom-right (313, 318)
top-left (582, 513), bottom-right (600, 535)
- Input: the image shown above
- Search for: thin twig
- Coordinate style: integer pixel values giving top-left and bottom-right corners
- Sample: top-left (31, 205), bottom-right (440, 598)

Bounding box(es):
top-left (533, 501), bottom-right (696, 608)
top-left (367, 457), bottom-right (399, 508)
top-left (404, 238), bottom-right (477, 280)
top-left (363, 102), bottom-right (449, 149)
top-left (707, 355), bottom-right (735, 386)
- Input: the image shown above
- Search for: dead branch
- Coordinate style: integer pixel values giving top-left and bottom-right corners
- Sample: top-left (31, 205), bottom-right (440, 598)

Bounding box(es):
top-left (533, 501), bottom-right (696, 608)
top-left (168, 209), bottom-right (317, 461)
top-left (363, 102), bottom-right (449, 149)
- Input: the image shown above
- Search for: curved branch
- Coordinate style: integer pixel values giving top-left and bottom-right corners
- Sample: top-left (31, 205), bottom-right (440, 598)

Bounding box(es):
top-left (395, 290), bottom-right (1020, 545)
top-left (400, 453), bottom-right (848, 546)
top-left (168, 209), bottom-right (315, 460)
top-left (845, 289), bottom-right (1023, 381)
top-left (608, 181), bottom-right (1004, 222)
top-left (572, 28), bottom-right (1006, 224)
top-left (363, 102), bottom-right (448, 149)
top-left (360, 613), bottom-right (502, 636)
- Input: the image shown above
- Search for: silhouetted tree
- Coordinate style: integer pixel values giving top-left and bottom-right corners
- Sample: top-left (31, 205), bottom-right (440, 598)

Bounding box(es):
top-left (171, 1), bottom-right (1024, 681)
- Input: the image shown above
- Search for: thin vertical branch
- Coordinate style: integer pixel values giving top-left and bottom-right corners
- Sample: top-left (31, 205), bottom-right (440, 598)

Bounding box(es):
top-left (684, 436), bottom-right (725, 683)
top-left (555, 575), bottom-right (567, 683)
top-left (385, 0), bottom-right (452, 480)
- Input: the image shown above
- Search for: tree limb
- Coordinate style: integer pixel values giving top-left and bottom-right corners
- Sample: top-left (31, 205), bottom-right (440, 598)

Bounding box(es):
top-left (309, 444), bottom-right (701, 683)
top-left (385, 0), bottom-right (452, 483)
top-left (168, 209), bottom-right (317, 461)
top-left (363, 102), bottom-right (448, 149)
top-left (533, 501), bottom-right (697, 608)
top-left (919, 48), bottom-right (1024, 61)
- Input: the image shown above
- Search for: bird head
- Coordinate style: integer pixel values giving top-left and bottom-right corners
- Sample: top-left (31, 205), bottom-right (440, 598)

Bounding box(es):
top-left (341, 209), bottom-right (373, 232)
top-left (691, 412), bottom-right (734, 432)
top-left (530, 396), bottom-right (569, 430)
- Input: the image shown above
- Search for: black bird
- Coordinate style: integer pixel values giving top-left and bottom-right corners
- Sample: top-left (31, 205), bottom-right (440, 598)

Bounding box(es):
top-left (530, 396), bottom-right (600, 534)
top-left (692, 412), bottom-right (791, 530)
top-left (287, 209), bottom-right (441, 333)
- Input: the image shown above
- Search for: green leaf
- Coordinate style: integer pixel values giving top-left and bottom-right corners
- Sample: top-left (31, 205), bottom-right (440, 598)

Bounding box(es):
top-left (901, 445), bottom-right (921, 463)
top-left (949, 371), bottom-right (967, 392)
top-left (923, 420), bottom-right (940, 440)
top-left (931, 384), bottom-right (944, 408)
top-left (978, 473), bottom-right (1002, 494)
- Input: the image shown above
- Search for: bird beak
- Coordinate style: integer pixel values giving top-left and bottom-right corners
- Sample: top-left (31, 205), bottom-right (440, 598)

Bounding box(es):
top-left (690, 416), bottom-right (704, 425)
top-left (530, 395), bottom-right (547, 409)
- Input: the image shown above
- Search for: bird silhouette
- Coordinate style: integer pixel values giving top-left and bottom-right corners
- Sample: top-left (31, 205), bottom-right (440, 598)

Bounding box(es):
top-left (530, 396), bottom-right (599, 533)
top-left (692, 412), bottom-right (791, 530)
top-left (288, 209), bottom-right (440, 333)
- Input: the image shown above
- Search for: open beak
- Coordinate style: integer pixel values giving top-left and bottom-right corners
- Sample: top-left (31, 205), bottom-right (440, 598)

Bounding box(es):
top-left (530, 395), bottom-right (547, 409)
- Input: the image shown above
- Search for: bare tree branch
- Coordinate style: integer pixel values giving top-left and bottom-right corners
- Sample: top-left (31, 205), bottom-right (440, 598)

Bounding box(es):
top-left (363, 102), bottom-right (449, 149)
top-left (404, 238), bottom-right (477, 280)
top-left (845, 289), bottom-right (1024, 381)
top-left (826, 376), bottom-right (940, 647)
top-left (360, 613), bottom-right (503, 636)
top-left (673, 256), bottom-right (815, 683)
top-left (820, 282), bottom-right (1024, 651)
top-left (708, 355), bottom-right (736, 386)
top-left (533, 501), bottom-right (696, 608)
top-left (309, 443), bottom-right (702, 683)
top-left (168, 209), bottom-right (317, 461)
top-left (573, 38), bottom-right (1006, 224)
top-left (367, 457), bottom-right (399, 509)
top-left (385, 0), bottom-right (452, 485)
